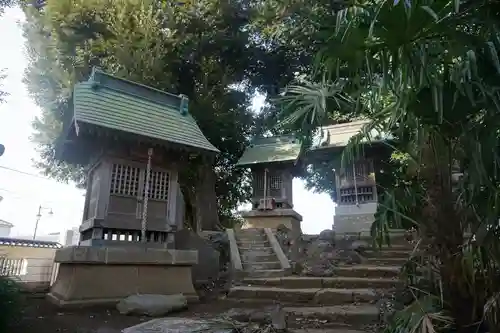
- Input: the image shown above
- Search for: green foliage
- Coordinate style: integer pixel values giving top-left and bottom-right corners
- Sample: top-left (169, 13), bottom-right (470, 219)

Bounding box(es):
top-left (0, 273), bottom-right (22, 333)
top-left (276, 0), bottom-right (500, 332)
top-left (0, 0), bottom-right (15, 16)
top-left (21, 0), bottom-right (297, 224)
top-left (0, 0), bottom-right (15, 104)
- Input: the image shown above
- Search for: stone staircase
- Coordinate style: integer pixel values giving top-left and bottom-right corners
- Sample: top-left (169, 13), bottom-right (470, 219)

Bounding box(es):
top-left (227, 228), bottom-right (413, 331)
top-left (233, 228), bottom-right (289, 278)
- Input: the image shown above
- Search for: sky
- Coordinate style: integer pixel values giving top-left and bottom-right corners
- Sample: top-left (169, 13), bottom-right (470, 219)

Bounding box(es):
top-left (0, 7), bottom-right (335, 238)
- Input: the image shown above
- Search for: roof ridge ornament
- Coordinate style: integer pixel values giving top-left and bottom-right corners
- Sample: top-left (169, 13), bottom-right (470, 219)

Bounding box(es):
top-left (89, 67), bottom-right (102, 90)
top-left (179, 94), bottom-right (189, 116)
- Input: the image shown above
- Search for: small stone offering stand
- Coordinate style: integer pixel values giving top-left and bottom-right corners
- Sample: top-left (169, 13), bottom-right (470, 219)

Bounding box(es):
top-left (48, 68), bottom-right (219, 307)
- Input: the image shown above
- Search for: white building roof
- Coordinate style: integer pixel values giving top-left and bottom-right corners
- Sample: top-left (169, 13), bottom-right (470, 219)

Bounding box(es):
top-left (0, 220), bottom-right (13, 228)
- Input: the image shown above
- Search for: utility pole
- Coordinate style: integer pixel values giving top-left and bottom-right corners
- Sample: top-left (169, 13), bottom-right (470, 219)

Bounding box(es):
top-left (33, 205), bottom-right (53, 240)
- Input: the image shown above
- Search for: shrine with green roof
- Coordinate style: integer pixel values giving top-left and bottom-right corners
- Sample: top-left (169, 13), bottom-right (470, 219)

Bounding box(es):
top-left (237, 135), bottom-right (302, 211)
top-left (57, 67), bottom-right (218, 248)
top-left (236, 135), bottom-right (303, 256)
top-left (236, 119), bottom-right (392, 241)
top-left (49, 67), bottom-right (216, 307)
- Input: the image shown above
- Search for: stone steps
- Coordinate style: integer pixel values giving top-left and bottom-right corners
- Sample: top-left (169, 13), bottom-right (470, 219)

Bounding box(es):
top-left (236, 234), bottom-right (268, 240)
top-left (236, 233), bottom-right (267, 239)
top-left (222, 304), bottom-right (379, 329)
top-left (227, 228), bottom-right (408, 330)
top-left (245, 269), bottom-right (287, 278)
top-left (240, 253), bottom-right (277, 262)
top-left (365, 249), bottom-right (412, 258)
top-left (365, 257), bottom-right (408, 265)
top-left (234, 228), bottom-right (288, 278)
top-left (228, 286), bottom-right (377, 305)
top-left (242, 276), bottom-right (402, 289)
top-left (239, 246), bottom-right (274, 253)
top-left (288, 328), bottom-right (366, 333)
top-left (243, 261), bottom-right (282, 270)
top-left (237, 241), bottom-right (270, 248)
top-left (286, 305), bottom-right (379, 328)
top-left (238, 246), bottom-right (274, 252)
top-left (335, 265), bottom-right (400, 278)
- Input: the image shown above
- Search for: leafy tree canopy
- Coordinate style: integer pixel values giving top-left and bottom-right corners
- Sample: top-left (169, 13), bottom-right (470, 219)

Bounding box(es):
top-left (22, 0), bottom-right (305, 227)
top-left (274, 0), bottom-right (500, 331)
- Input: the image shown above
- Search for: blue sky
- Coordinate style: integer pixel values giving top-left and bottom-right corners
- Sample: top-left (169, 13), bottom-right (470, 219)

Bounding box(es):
top-left (0, 7), bottom-right (335, 237)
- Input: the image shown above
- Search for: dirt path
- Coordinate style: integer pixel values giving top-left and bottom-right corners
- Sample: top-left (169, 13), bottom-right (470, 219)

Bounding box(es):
top-left (9, 297), bottom-right (239, 333)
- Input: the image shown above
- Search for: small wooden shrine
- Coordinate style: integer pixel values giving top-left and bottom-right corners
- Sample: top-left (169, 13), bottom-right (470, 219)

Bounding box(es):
top-left (236, 135), bottom-right (303, 236)
top-left (56, 67), bottom-right (219, 247)
top-left (309, 120), bottom-right (389, 237)
top-left (49, 67), bottom-right (218, 307)
top-left (237, 135), bottom-right (302, 210)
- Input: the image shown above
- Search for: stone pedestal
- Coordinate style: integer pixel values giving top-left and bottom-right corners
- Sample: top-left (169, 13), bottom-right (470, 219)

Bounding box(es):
top-left (241, 208), bottom-right (302, 261)
top-left (333, 203), bottom-right (409, 246)
top-left (48, 246), bottom-right (199, 307)
top-left (333, 203), bottom-right (377, 238)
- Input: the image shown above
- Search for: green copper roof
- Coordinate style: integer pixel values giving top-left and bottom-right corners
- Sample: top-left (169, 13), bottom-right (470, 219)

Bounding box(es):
top-left (236, 135), bottom-right (301, 166)
top-left (72, 68), bottom-right (219, 153)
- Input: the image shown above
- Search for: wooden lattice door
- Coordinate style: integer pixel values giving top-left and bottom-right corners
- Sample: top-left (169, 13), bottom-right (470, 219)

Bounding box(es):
top-left (107, 163), bottom-right (171, 231)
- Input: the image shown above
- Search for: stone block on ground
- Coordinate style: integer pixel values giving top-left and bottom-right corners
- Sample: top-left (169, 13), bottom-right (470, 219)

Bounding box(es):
top-left (271, 304), bottom-right (287, 331)
top-left (122, 318), bottom-right (240, 333)
top-left (117, 294), bottom-right (188, 317)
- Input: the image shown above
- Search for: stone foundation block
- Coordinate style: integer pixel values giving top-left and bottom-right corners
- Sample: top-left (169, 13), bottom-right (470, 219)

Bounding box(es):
top-left (47, 246), bottom-right (199, 307)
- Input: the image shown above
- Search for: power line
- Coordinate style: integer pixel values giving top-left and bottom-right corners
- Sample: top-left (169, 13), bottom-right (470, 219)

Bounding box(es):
top-left (0, 165), bottom-right (52, 180)
top-left (0, 187), bottom-right (84, 205)
top-left (0, 165), bottom-right (80, 188)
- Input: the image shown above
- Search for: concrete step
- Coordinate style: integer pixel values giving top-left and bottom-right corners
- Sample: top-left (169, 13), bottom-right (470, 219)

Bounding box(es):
top-left (228, 286), bottom-right (377, 305)
top-left (365, 257), bottom-right (407, 265)
top-left (287, 328), bottom-right (367, 333)
top-left (237, 240), bottom-right (270, 247)
top-left (238, 245), bottom-right (274, 252)
top-left (336, 265), bottom-right (400, 278)
top-left (221, 304), bottom-right (378, 329)
top-left (240, 253), bottom-right (277, 262)
top-left (243, 261), bottom-right (282, 270)
top-left (240, 249), bottom-right (276, 261)
top-left (245, 269), bottom-right (286, 278)
top-left (365, 249), bottom-right (412, 258)
top-left (242, 276), bottom-right (402, 289)
top-left (286, 305), bottom-right (379, 327)
top-left (377, 243), bottom-right (415, 251)
top-left (237, 236), bottom-right (268, 242)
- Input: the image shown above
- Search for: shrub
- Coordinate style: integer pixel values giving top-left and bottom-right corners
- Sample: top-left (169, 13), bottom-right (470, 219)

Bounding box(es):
top-left (0, 259), bottom-right (22, 333)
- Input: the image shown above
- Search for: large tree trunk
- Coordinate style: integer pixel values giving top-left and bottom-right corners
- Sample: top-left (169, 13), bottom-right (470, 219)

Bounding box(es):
top-left (194, 158), bottom-right (219, 231)
top-left (420, 133), bottom-right (477, 332)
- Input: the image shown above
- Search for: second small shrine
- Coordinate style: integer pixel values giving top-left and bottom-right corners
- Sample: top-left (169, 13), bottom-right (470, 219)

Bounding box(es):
top-left (236, 135), bottom-right (303, 236)
top-left (311, 120), bottom-right (383, 238)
